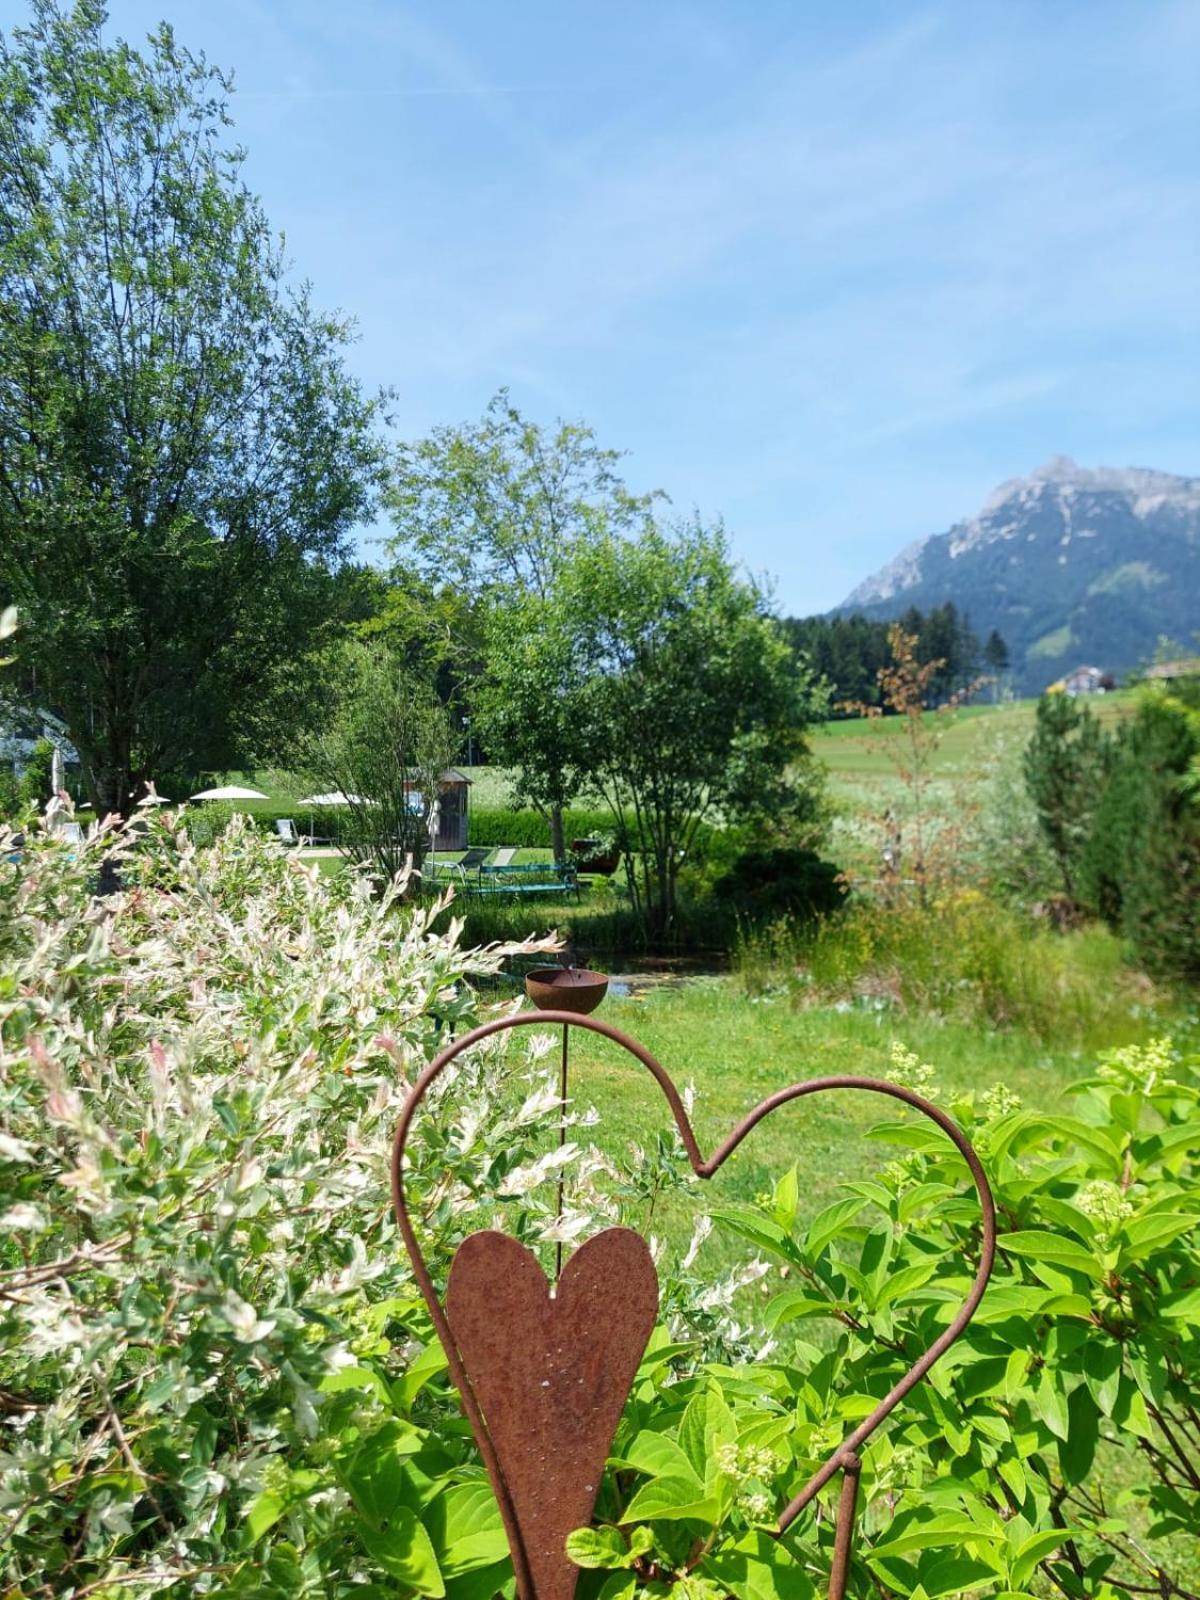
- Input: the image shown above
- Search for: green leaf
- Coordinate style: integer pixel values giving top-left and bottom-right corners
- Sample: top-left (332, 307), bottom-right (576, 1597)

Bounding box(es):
top-left (565, 1526), bottom-right (635, 1570)
top-left (1119, 1212), bottom-right (1200, 1260)
top-left (804, 1197), bottom-right (867, 1256)
top-left (1082, 1340), bottom-right (1123, 1417)
top-left (869, 1514), bottom-right (1003, 1561)
top-left (397, 1341), bottom-right (451, 1410)
top-left (772, 1164), bottom-right (800, 1234)
top-left (875, 1260), bottom-right (939, 1307)
top-left (1011, 1527), bottom-right (1082, 1587)
top-left (596, 1576), bottom-right (637, 1600)
top-left (442, 1563), bottom-right (512, 1600)
top-left (245, 1491), bottom-right (285, 1540)
top-left (1160, 1284), bottom-right (1200, 1319)
top-left (708, 1206), bottom-right (798, 1263)
top-left (679, 1383), bottom-right (736, 1481)
top-left (320, 1364), bottom-right (392, 1405)
top-left (619, 1476), bottom-right (721, 1525)
top-left (435, 1483), bottom-right (510, 1576)
top-left (1034, 1370), bottom-right (1070, 1441)
top-left (996, 1456), bottom-right (1026, 1505)
top-left (763, 1289), bottom-right (841, 1329)
top-left (918, 1553), bottom-right (1001, 1596)
top-left (359, 1506), bottom-right (445, 1596)
top-left (343, 1422), bottom-right (425, 1524)
top-left (1057, 1384), bottom-right (1099, 1483)
top-left (619, 1431), bottom-right (702, 1485)
top-left (999, 1230), bottom-right (1104, 1280)
top-left (703, 1530), bottom-right (818, 1600)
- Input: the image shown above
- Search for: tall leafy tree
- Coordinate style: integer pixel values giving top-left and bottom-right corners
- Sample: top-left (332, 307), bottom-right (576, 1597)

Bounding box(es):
top-left (0, 2), bottom-right (382, 813)
top-left (387, 392), bottom-right (659, 844)
top-left (386, 389), bottom-right (658, 600)
top-left (474, 591), bottom-right (591, 861)
top-left (555, 520), bottom-right (824, 936)
top-left (299, 642), bottom-right (456, 883)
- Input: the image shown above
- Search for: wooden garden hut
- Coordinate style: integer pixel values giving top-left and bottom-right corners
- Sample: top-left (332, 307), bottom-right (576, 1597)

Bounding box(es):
top-left (430, 769), bottom-right (471, 852)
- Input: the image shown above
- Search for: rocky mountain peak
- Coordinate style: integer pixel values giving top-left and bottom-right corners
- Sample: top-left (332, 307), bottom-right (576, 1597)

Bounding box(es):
top-left (835, 457), bottom-right (1200, 692)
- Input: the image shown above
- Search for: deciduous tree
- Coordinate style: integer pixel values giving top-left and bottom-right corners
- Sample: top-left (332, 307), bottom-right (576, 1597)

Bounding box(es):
top-left (556, 521), bottom-right (824, 936)
top-left (0, 2), bottom-right (382, 813)
top-left (300, 643), bottom-right (456, 882)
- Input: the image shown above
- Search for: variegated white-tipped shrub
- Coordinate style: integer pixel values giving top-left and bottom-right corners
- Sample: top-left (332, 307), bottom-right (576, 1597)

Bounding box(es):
top-left (0, 814), bottom-right (564, 1596)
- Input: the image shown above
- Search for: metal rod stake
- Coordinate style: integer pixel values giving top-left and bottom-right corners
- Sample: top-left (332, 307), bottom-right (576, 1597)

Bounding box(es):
top-left (555, 1022), bottom-right (568, 1282)
top-left (828, 1455), bottom-right (861, 1600)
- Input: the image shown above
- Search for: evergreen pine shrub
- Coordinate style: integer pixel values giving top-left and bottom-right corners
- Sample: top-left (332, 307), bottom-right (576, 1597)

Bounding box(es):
top-left (1080, 691), bottom-right (1200, 979)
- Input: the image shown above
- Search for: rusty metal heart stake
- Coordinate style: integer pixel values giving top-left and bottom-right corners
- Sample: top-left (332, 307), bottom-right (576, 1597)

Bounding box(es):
top-left (390, 1011), bottom-right (995, 1600)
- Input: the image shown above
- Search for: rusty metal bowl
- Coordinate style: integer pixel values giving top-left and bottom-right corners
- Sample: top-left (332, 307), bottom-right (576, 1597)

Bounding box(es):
top-left (524, 965), bottom-right (609, 1015)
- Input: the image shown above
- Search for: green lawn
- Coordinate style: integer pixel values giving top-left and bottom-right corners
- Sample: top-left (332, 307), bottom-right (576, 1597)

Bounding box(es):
top-left (524, 976), bottom-right (1105, 1264)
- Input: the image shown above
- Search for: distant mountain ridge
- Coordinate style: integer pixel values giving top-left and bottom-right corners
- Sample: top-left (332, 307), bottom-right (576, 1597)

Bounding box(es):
top-left (836, 457), bottom-right (1200, 694)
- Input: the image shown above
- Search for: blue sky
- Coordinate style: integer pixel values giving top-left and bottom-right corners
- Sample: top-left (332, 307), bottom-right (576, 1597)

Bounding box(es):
top-left (8, 1), bottom-right (1199, 612)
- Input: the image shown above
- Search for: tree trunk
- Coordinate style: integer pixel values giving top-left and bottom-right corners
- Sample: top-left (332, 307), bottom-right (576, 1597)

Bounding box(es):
top-left (549, 805), bottom-right (567, 865)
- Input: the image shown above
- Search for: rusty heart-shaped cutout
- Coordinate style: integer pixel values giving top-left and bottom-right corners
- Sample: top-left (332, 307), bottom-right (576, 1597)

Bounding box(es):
top-left (391, 1012), bottom-right (995, 1600)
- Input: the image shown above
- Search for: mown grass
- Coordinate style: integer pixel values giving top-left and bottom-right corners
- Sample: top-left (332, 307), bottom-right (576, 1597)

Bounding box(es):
top-left (530, 974), bottom-right (1165, 1271)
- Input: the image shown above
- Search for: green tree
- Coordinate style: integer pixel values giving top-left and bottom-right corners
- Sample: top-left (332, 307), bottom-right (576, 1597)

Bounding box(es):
top-left (983, 627), bottom-right (1010, 675)
top-left (556, 521), bottom-right (823, 937)
top-left (474, 590), bottom-right (591, 862)
top-left (1023, 692), bottom-right (1110, 900)
top-left (983, 627), bottom-right (1010, 700)
top-left (0, 2), bottom-right (382, 815)
top-left (17, 737), bottom-right (55, 810)
top-left (1080, 686), bottom-right (1200, 978)
top-left (386, 389), bottom-right (658, 600)
top-left (386, 392), bottom-right (659, 844)
top-left (299, 642), bottom-right (457, 882)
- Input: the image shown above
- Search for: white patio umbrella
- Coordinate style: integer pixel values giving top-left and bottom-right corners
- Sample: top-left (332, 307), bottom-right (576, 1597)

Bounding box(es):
top-left (190, 784), bottom-right (268, 801)
top-left (50, 745), bottom-right (65, 795)
top-left (136, 782), bottom-right (172, 807)
top-left (295, 792), bottom-right (369, 806)
top-left (295, 791), bottom-right (371, 843)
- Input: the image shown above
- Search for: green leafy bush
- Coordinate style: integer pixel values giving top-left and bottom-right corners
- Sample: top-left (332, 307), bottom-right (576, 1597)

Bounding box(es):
top-left (712, 847), bottom-right (847, 924)
top-left (17, 736), bottom-right (56, 808)
top-left (582, 1037), bottom-right (1200, 1599)
top-left (0, 815), bottom-right (557, 1597)
top-left (468, 807), bottom-right (617, 851)
top-left (182, 801), bottom-right (348, 848)
top-left (0, 766), bottom-right (19, 819)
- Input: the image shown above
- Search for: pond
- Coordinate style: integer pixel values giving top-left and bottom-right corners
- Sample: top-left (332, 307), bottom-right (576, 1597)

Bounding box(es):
top-left (603, 953), bottom-right (728, 998)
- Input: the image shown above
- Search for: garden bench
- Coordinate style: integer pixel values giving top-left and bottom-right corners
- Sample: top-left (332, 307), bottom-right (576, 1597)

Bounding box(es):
top-left (473, 861), bottom-right (580, 899)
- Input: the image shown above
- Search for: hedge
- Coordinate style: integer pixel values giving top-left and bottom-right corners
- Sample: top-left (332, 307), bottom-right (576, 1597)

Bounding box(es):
top-left (466, 806), bottom-right (619, 849)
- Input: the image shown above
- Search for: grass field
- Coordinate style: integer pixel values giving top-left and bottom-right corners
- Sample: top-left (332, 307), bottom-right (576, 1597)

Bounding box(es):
top-left (501, 971), bottom-right (1171, 1267)
top-left (809, 690), bottom-right (1134, 814)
